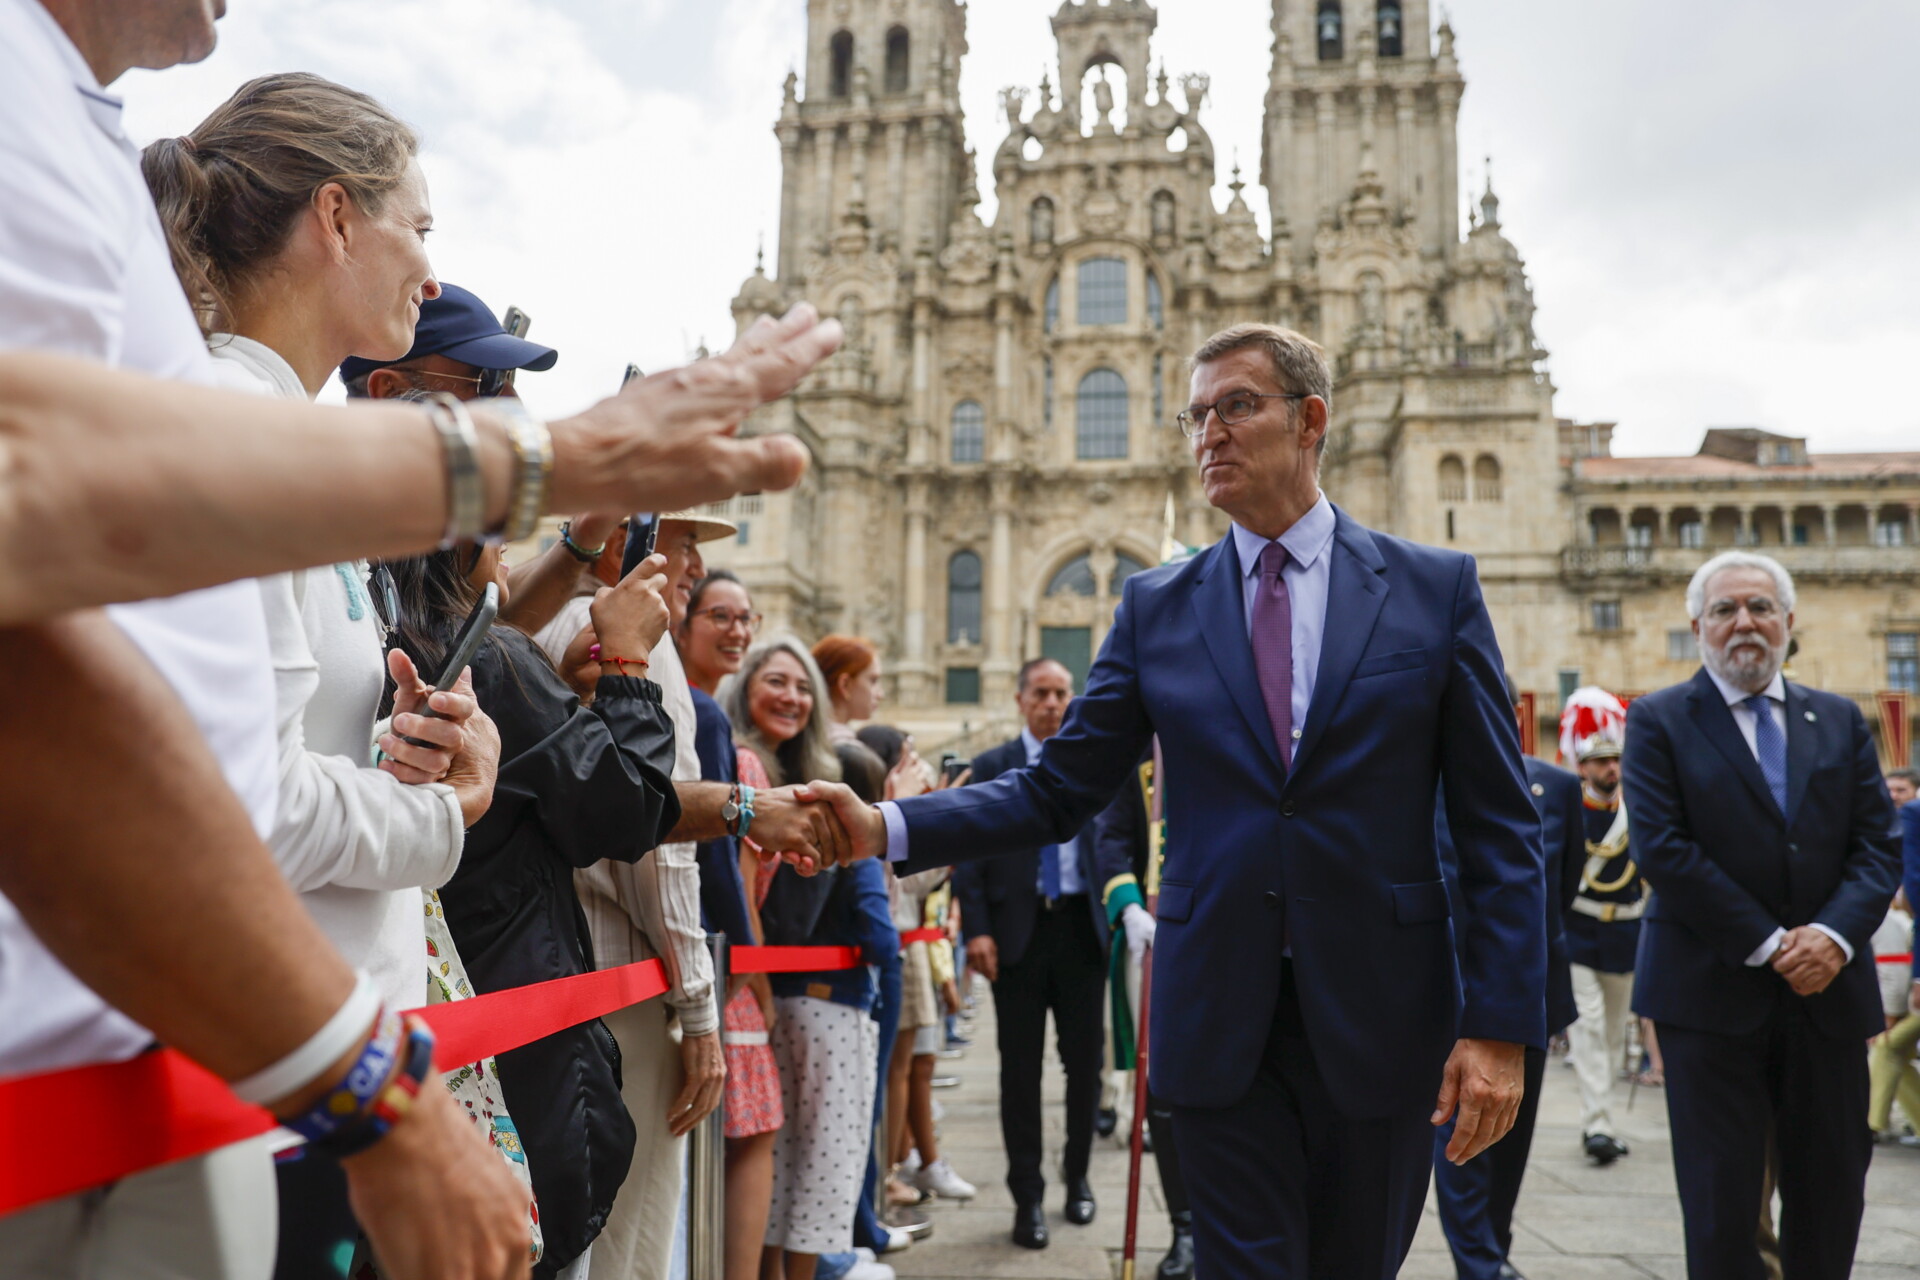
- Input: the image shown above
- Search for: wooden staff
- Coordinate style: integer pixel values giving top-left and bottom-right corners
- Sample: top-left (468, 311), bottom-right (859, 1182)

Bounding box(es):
top-left (1121, 738), bottom-right (1166, 1280)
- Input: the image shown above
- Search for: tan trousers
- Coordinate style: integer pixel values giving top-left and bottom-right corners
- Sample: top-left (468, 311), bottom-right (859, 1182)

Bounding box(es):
top-left (0, 1136), bottom-right (277, 1280)
top-left (1870, 1012), bottom-right (1920, 1133)
top-left (1569, 964), bottom-right (1635, 1137)
top-left (594, 1002), bottom-right (687, 1280)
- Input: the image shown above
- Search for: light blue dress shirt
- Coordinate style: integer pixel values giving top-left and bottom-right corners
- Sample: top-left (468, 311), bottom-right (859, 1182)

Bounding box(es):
top-left (1023, 726), bottom-right (1085, 896)
top-left (882, 494), bottom-right (1337, 862)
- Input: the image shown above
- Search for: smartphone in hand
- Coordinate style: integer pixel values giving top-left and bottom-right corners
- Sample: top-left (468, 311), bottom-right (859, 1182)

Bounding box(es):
top-left (400, 582), bottom-right (499, 746)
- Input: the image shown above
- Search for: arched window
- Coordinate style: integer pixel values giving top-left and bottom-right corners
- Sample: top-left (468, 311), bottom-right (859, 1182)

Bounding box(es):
top-left (1438, 453), bottom-right (1466, 503)
top-left (1316, 1), bottom-right (1343, 61)
top-left (1030, 197), bottom-right (1055, 250)
top-left (1109, 551), bottom-right (1149, 594)
top-left (1146, 272), bottom-right (1164, 330)
top-left (1046, 554), bottom-right (1096, 597)
top-left (1377, 1), bottom-right (1403, 55)
top-left (1076, 368), bottom-right (1129, 460)
top-left (950, 400), bottom-right (984, 463)
top-left (829, 30), bottom-right (853, 98)
top-left (884, 27), bottom-right (910, 93)
top-left (1044, 276), bottom-right (1060, 333)
top-left (1473, 454), bottom-right (1502, 502)
top-left (947, 551), bottom-right (982, 644)
top-left (1078, 257), bottom-right (1128, 326)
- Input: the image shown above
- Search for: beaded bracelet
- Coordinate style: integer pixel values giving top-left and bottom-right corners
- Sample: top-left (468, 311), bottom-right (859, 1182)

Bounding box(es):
top-left (558, 520), bottom-right (605, 563)
top-left (280, 1006), bottom-right (403, 1145)
top-left (310, 1014), bottom-right (437, 1161)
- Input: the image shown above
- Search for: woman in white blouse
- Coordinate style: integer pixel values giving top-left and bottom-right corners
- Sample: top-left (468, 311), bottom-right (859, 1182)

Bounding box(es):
top-left (144, 73), bottom-right (536, 1275)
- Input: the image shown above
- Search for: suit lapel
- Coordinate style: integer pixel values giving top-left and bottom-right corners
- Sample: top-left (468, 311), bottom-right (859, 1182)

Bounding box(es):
top-left (1288, 517), bottom-right (1388, 778)
top-left (1190, 539), bottom-right (1284, 774)
top-left (1684, 670), bottom-right (1780, 822)
top-left (1783, 681), bottom-right (1818, 827)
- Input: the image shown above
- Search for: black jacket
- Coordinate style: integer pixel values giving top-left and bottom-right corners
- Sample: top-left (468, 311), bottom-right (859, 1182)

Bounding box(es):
top-left (951, 736), bottom-right (1128, 968)
top-left (1624, 668), bottom-right (1899, 1039)
top-left (437, 629), bottom-right (681, 1273)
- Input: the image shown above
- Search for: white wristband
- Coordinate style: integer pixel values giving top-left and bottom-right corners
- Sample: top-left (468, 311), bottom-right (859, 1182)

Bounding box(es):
top-left (230, 970), bottom-right (379, 1105)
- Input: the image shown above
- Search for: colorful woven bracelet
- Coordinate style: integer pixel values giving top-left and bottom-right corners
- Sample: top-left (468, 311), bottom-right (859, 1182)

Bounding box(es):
top-left (309, 1014), bottom-right (437, 1161)
top-left (280, 1006), bottom-right (403, 1145)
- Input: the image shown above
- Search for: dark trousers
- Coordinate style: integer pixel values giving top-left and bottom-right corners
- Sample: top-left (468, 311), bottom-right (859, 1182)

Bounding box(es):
top-left (992, 895), bottom-right (1107, 1205)
top-left (1658, 1000), bottom-right (1872, 1280)
top-left (1146, 1088), bottom-right (1188, 1219)
top-left (1170, 962), bottom-right (1432, 1280)
top-left (1433, 1045), bottom-right (1548, 1279)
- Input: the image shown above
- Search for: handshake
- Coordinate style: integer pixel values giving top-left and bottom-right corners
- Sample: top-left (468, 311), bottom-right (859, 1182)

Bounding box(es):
top-left (744, 781), bottom-right (887, 874)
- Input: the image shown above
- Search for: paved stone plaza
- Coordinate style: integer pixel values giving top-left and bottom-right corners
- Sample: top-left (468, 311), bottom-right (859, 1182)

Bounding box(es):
top-left (893, 988), bottom-right (1920, 1279)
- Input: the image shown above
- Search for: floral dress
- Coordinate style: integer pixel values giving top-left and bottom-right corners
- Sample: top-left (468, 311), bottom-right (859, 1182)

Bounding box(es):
top-left (722, 746), bottom-right (785, 1138)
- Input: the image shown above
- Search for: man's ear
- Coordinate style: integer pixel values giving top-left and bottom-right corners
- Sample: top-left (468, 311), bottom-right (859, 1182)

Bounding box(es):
top-left (366, 367), bottom-right (409, 400)
top-left (1298, 395), bottom-right (1331, 453)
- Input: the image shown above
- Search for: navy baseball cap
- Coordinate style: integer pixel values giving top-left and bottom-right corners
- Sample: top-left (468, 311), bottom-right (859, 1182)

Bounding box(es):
top-left (338, 283), bottom-right (558, 386)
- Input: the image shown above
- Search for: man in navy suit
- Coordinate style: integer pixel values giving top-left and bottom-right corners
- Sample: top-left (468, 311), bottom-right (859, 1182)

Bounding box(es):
top-left (1433, 747), bottom-right (1583, 1280)
top-left (950, 657), bottom-right (1144, 1248)
top-left (807, 324), bottom-right (1547, 1279)
top-left (1625, 551), bottom-right (1901, 1280)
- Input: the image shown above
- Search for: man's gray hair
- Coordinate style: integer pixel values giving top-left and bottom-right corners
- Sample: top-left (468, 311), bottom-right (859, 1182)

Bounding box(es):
top-left (1685, 551), bottom-right (1797, 621)
top-left (1188, 323), bottom-right (1333, 405)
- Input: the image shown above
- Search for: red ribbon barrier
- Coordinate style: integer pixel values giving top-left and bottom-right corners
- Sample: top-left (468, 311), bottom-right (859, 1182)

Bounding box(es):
top-left (0, 944), bottom-right (858, 1216)
top-left (899, 927), bottom-right (945, 946)
top-left (1878, 954), bottom-right (1913, 965)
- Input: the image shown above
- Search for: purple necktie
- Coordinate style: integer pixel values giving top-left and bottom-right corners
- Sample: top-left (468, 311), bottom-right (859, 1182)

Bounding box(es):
top-left (1251, 541), bottom-right (1294, 770)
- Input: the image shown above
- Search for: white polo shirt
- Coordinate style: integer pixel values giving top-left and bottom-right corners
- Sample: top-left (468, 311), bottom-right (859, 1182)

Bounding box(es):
top-left (0, 0), bottom-right (279, 1076)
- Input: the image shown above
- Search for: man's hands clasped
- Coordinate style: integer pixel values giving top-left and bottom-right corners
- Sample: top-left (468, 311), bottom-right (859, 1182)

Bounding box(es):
top-left (1770, 925), bottom-right (1847, 996)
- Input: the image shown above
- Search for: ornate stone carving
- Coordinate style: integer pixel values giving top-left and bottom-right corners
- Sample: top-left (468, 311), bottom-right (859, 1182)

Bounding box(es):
top-left (939, 214), bottom-right (995, 285)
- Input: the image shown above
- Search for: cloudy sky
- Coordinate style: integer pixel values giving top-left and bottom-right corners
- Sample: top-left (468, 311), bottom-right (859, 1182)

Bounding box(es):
top-left (118, 0), bottom-right (1911, 456)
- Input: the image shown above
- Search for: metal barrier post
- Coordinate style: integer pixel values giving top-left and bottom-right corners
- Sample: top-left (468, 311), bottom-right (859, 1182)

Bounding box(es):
top-left (688, 933), bottom-right (730, 1280)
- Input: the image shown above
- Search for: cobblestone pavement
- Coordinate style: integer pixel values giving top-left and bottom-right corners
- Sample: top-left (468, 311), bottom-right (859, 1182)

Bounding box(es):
top-left (890, 986), bottom-right (1920, 1279)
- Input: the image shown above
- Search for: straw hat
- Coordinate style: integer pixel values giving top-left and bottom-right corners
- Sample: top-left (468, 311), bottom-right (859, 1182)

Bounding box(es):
top-left (656, 509), bottom-right (738, 543)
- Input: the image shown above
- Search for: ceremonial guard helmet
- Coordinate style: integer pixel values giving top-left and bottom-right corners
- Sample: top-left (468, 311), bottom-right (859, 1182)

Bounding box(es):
top-left (1558, 686), bottom-right (1626, 763)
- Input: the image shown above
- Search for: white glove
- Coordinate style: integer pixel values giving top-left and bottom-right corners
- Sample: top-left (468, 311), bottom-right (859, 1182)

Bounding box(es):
top-left (1122, 903), bottom-right (1157, 959)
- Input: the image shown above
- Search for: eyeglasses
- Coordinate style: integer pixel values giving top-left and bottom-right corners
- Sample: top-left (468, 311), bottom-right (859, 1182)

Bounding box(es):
top-left (1175, 391), bottom-right (1306, 438)
top-left (692, 607), bottom-right (762, 633)
top-left (1704, 596), bottom-right (1781, 622)
top-left (408, 366), bottom-right (518, 398)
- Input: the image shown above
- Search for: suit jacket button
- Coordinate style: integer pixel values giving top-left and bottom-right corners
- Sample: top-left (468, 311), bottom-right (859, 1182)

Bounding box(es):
top-left (1264, 891), bottom-right (1280, 909)
top-left (1281, 801), bottom-right (1296, 817)
top-left (1788, 842), bottom-right (1799, 853)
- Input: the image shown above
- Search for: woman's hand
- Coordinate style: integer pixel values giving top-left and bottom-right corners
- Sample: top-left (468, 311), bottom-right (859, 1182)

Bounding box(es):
top-left (380, 651), bottom-right (476, 785)
top-left (558, 623), bottom-right (602, 700)
top-left (588, 552), bottom-right (670, 666)
top-left (933, 765), bottom-right (971, 792)
top-left (883, 745), bottom-right (929, 802)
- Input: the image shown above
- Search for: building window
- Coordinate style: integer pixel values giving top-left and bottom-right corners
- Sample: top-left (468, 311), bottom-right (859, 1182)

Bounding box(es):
top-left (1152, 353), bottom-right (1165, 426)
top-left (1041, 627), bottom-right (1092, 697)
top-left (1146, 273), bottom-right (1164, 330)
top-left (1110, 551), bottom-right (1149, 594)
top-left (1042, 357), bottom-right (1054, 427)
top-left (1044, 276), bottom-right (1059, 333)
top-left (1626, 524), bottom-right (1653, 549)
top-left (1446, 510), bottom-right (1455, 541)
top-left (1031, 197), bottom-right (1055, 251)
top-left (1472, 454), bottom-right (1502, 502)
top-left (1075, 368), bottom-right (1129, 459)
top-left (1791, 523), bottom-right (1810, 546)
top-left (945, 667), bottom-right (981, 704)
top-left (1046, 554), bottom-right (1096, 597)
top-left (950, 400), bottom-right (985, 463)
top-left (738, 494), bottom-right (764, 515)
top-left (883, 27), bottom-right (909, 93)
top-left (1668, 628), bottom-right (1696, 661)
top-left (1558, 669), bottom-right (1580, 704)
top-left (1316, 0), bottom-right (1343, 60)
top-left (1891, 633), bottom-right (1920, 693)
top-left (1678, 520), bottom-right (1705, 549)
top-left (1377, 1), bottom-right (1403, 55)
top-left (1437, 454), bottom-right (1466, 503)
top-left (735, 521), bottom-right (750, 544)
top-left (1077, 257), bottom-right (1128, 326)
top-left (1774, 442), bottom-right (1793, 465)
top-left (1875, 519), bottom-right (1910, 547)
top-left (947, 551), bottom-right (982, 644)
top-left (1591, 600), bottom-right (1622, 632)
top-left (829, 30), bottom-right (853, 98)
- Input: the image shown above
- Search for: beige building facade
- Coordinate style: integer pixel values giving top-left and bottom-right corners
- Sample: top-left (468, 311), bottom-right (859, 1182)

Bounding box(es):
top-left (703, 0), bottom-right (1920, 763)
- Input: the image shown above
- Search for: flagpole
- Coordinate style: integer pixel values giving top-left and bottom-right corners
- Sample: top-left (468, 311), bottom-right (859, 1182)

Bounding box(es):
top-left (1121, 737), bottom-right (1166, 1280)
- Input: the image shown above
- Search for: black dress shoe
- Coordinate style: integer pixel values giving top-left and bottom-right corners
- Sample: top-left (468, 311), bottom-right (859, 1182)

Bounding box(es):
top-left (1064, 1177), bottom-right (1097, 1225)
top-left (1156, 1217), bottom-right (1194, 1279)
top-left (1012, 1202), bottom-right (1049, 1249)
top-left (1096, 1107), bottom-right (1119, 1138)
top-left (1583, 1132), bottom-right (1629, 1165)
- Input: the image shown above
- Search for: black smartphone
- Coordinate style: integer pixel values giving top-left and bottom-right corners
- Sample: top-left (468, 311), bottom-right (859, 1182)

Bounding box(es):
top-left (400, 582), bottom-right (497, 747)
top-left (501, 306), bottom-right (531, 339)
top-left (621, 513), bottom-right (659, 579)
top-left (623, 363), bottom-right (643, 386)
top-left (941, 754), bottom-right (970, 784)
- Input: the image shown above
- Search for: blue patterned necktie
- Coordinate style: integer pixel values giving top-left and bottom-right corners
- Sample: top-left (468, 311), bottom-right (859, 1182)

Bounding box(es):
top-left (1745, 694), bottom-right (1788, 815)
top-left (1040, 844), bottom-right (1062, 901)
top-left (1251, 542), bottom-right (1295, 770)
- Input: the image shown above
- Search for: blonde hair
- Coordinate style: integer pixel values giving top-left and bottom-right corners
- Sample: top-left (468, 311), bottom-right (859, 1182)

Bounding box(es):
top-left (142, 73), bottom-right (418, 335)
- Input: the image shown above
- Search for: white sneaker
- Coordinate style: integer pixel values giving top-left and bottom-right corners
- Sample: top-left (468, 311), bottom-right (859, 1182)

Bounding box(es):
top-left (898, 1150), bottom-right (922, 1176)
top-left (845, 1262), bottom-right (895, 1280)
top-left (914, 1158), bottom-right (978, 1200)
top-left (931, 1099), bottom-right (946, 1122)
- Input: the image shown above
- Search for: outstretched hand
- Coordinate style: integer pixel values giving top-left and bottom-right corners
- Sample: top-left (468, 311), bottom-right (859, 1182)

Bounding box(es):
top-left (749, 786), bottom-right (852, 872)
top-left (1432, 1037), bottom-right (1525, 1165)
top-left (787, 779), bottom-right (888, 871)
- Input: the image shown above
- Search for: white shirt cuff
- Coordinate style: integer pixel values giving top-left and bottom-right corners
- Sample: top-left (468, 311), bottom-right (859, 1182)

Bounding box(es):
top-left (1808, 923), bottom-right (1855, 963)
top-left (879, 801), bottom-right (910, 862)
top-left (1745, 927), bottom-right (1788, 966)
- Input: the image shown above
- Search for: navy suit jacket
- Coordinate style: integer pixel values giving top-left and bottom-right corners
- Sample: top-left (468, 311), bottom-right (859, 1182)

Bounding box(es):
top-left (896, 509), bottom-right (1547, 1115)
top-left (950, 736), bottom-right (1128, 968)
top-left (1624, 668), bottom-right (1900, 1039)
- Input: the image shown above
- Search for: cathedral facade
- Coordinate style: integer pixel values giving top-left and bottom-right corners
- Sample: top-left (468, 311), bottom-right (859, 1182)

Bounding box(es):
top-left (704, 0), bottom-right (1920, 762)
